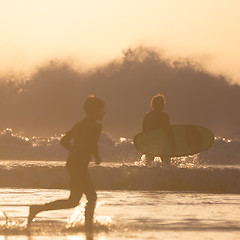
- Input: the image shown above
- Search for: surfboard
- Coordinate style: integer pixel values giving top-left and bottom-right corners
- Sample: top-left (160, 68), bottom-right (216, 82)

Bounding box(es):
top-left (134, 125), bottom-right (214, 157)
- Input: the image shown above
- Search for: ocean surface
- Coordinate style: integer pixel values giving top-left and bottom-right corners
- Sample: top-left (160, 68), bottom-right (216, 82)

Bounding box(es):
top-left (0, 129), bottom-right (240, 239)
top-left (1, 161), bottom-right (240, 240)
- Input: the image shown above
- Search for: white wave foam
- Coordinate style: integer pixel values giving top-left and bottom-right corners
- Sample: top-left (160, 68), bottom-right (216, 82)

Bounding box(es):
top-left (0, 128), bottom-right (240, 165)
top-left (0, 128), bottom-right (136, 161)
top-left (199, 137), bottom-right (240, 165)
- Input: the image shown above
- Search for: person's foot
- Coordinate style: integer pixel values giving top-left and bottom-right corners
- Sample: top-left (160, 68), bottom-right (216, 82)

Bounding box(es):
top-left (27, 205), bottom-right (41, 227)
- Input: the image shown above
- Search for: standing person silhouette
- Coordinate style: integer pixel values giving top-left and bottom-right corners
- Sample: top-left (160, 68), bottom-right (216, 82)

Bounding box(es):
top-left (142, 94), bottom-right (175, 166)
top-left (27, 95), bottom-right (105, 232)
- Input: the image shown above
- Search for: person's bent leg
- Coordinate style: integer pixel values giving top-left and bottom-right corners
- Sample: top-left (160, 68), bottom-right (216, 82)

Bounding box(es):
top-left (27, 191), bottom-right (82, 226)
top-left (43, 191), bottom-right (82, 210)
top-left (85, 191), bottom-right (97, 232)
top-left (84, 172), bottom-right (97, 232)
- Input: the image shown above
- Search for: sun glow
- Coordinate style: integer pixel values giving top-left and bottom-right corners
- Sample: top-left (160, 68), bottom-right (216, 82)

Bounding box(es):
top-left (0, 1), bottom-right (240, 81)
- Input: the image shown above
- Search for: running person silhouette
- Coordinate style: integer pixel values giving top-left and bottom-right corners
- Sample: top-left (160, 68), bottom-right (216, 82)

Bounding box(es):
top-left (27, 95), bottom-right (105, 232)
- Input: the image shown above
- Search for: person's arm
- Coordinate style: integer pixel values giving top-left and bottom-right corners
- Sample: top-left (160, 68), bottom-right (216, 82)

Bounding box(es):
top-left (91, 124), bottom-right (102, 165)
top-left (60, 126), bottom-right (76, 152)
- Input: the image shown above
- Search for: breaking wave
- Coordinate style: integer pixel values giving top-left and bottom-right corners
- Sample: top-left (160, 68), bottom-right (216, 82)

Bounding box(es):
top-left (0, 128), bottom-right (240, 165)
top-left (0, 128), bottom-right (135, 162)
top-left (0, 161), bottom-right (240, 194)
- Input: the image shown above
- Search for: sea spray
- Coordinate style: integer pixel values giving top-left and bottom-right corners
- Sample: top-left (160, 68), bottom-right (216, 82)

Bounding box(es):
top-left (0, 128), bottom-right (135, 161)
top-left (66, 201), bottom-right (113, 232)
top-left (0, 128), bottom-right (240, 164)
top-left (0, 210), bottom-right (27, 234)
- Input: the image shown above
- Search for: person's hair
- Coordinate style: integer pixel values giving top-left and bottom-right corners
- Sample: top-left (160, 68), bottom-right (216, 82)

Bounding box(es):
top-left (151, 94), bottom-right (166, 110)
top-left (84, 95), bottom-right (104, 115)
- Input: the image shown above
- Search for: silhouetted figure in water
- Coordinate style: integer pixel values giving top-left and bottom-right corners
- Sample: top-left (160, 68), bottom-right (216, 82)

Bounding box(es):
top-left (142, 94), bottom-right (175, 166)
top-left (27, 95), bottom-right (105, 232)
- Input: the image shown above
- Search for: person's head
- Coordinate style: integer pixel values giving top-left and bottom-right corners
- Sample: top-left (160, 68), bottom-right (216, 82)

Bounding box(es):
top-left (151, 94), bottom-right (166, 111)
top-left (84, 95), bottom-right (105, 120)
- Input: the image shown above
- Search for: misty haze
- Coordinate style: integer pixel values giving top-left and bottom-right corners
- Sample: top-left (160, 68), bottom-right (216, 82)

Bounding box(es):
top-left (2, 1), bottom-right (240, 239)
top-left (0, 47), bottom-right (239, 140)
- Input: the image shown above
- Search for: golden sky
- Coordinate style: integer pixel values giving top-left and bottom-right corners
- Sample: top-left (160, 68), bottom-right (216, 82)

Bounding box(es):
top-left (1, 0), bottom-right (240, 82)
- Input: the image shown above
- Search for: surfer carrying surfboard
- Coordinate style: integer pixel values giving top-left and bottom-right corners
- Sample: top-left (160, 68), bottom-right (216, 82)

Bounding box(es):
top-left (27, 95), bottom-right (105, 232)
top-left (142, 94), bottom-right (176, 166)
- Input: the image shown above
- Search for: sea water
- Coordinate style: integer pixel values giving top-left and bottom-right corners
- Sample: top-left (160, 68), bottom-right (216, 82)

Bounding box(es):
top-left (1, 161), bottom-right (240, 240)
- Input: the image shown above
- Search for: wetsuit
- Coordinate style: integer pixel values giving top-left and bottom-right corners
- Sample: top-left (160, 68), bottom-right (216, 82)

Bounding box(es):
top-left (142, 110), bottom-right (171, 165)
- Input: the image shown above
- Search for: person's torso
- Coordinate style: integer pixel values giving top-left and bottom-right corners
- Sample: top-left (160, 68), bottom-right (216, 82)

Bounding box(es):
top-left (67, 117), bottom-right (101, 170)
top-left (143, 110), bottom-right (169, 132)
